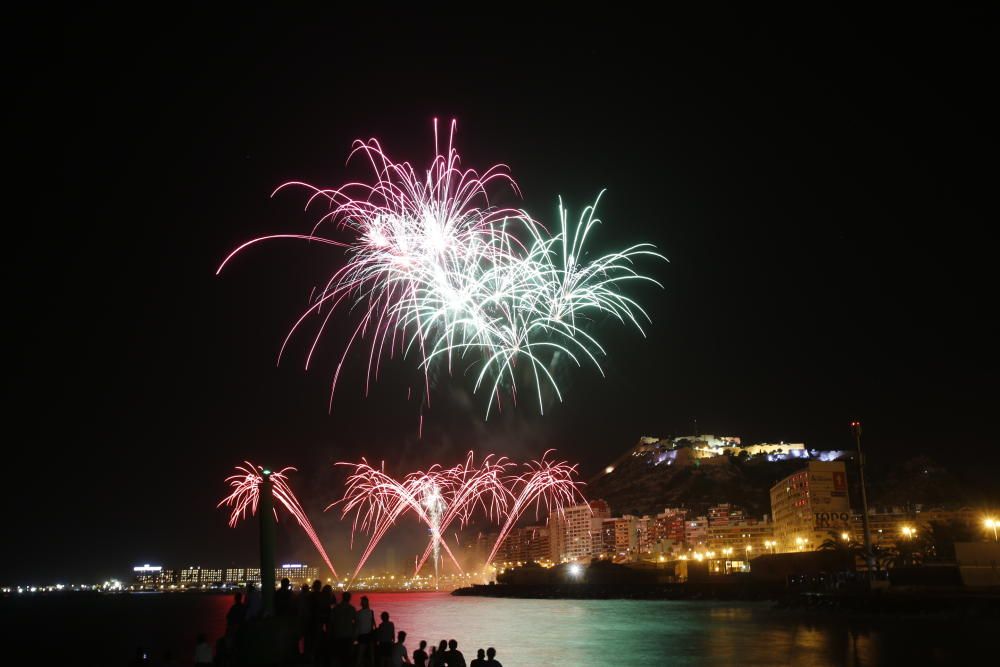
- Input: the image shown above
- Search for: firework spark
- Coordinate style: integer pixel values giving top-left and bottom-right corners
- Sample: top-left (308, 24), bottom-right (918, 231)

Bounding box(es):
top-left (219, 462), bottom-right (338, 578)
top-left (334, 452), bottom-right (584, 580)
top-left (218, 120), bottom-right (665, 418)
top-left (485, 451), bottom-right (588, 566)
top-left (333, 453), bottom-right (509, 586)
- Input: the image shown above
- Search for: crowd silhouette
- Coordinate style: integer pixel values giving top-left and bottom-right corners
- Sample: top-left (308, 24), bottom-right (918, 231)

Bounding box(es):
top-left (169, 580), bottom-right (504, 667)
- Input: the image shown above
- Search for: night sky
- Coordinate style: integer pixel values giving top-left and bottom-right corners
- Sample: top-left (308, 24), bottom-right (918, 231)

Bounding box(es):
top-left (7, 6), bottom-right (997, 581)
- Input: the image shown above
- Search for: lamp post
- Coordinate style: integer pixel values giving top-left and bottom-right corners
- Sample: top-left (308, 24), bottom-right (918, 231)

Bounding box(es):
top-left (851, 421), bottom-right (875, 583)
top-left (259, 469), bottom-right (277, 618)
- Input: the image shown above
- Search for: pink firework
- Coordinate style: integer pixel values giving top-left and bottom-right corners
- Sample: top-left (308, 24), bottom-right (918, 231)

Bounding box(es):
top-left (333, 451), bottom-right (585, 580)
top-left (332, 454), bottom-right (510, 584)
top-left (217, 120), bottom-right (531, 416)
top-left (219, 462), bottom-right (338, 578)
top-left (485, 451), bottom-right (588, 566)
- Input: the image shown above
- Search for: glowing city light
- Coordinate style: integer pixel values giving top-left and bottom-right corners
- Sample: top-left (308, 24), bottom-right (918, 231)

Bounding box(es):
top-left (218, 121), bottom-right (665, 419)
top-left (985, 517), bottom-right (998, 541)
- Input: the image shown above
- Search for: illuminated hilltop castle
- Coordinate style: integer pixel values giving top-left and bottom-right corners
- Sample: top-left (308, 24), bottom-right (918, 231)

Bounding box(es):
top-left (600, 435), bottom-right (849, 475)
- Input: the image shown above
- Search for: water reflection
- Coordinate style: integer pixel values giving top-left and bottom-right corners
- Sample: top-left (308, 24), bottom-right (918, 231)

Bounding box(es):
top-left (2, 592), bottom-right (991, 666)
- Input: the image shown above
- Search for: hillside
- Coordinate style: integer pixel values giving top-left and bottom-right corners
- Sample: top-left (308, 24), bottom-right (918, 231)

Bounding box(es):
top-left (586, 449), bottom-right (810, 517)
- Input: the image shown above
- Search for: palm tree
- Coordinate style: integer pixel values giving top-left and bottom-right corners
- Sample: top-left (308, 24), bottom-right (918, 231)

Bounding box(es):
top-left (818, 530), bottom-right (862, 554)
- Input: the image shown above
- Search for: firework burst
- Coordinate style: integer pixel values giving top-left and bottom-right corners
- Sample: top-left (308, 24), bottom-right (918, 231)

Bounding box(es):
top-left (334, 451), bottom-right (585, 581)
top-left (218, 120), bottom-right (665, 418)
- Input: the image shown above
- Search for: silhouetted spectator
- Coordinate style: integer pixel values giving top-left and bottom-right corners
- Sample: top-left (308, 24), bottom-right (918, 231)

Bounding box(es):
top-left (485, 647), bottom-right (502, 667)
top-left (226, 591), bottom-right (246, 638)
top-left (428, 641), bottom-right (447, 667)
top-left (470, 648), bottom-right (486, 667)
top-left (356, 596), bottom-right (376, 667)
top-left (331, 590), bottom-right (357, 666)
top-left (194, 633), bottom-right (213, 666)
top-left (245, 583), bottom-right (262, 620)
top-left (391, 630), bottom-right (412, 666)
top-left (275, 578), bottom-right (293, 616)
top-left (412, 640), bottom-right (428, 667)
top-left (442, 639), bottom-right (466, 667)
top-left (376, 611), bottom-right (395, 666)
top-left (318, 585), bottom-right (336, 664)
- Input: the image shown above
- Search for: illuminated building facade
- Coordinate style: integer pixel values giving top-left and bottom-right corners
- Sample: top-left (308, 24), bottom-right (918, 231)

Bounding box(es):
top-left (224, 568), bottom-right (261, 584)
top-left (551, 500), bottom-right (610, 562)
top-left (770, 461), bottom-right (851, 552)
top-left (684, 516), bottom-right (709, 550)
top-left (499, 525), bottom-right (551, 564)
top-left (706, 516), bottom-right (774, 556)
top-left (179, 567), bottom-right (224, 585)
top-left (132, 564), bottom-right (175, 589)
top-left (275, 564), bottom-right (318, 583)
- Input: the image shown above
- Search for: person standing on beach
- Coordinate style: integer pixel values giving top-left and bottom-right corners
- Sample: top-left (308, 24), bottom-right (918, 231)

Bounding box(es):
top-left (412, 640), bottom-right (428, 667)
top-left (331, 591), bottom-right (357, 666)
top-left (355, 596), bottom-right (376, 667)
top-left (485, 647), bottom-right (502, 667)
top-left (428, 641), bottom-right (447, 667)
top-left (470, 648), bottom-right (486, 667)
top-left (375, 611), bottom-right (395, 667)
top-left (391, 630), bottom-right (412, 666)
top-left (442, 639), bottom-right (466, 667)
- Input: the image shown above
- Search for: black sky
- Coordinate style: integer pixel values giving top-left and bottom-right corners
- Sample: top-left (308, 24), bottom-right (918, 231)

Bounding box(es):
top-left (6, 6), bottom-right (998, 581)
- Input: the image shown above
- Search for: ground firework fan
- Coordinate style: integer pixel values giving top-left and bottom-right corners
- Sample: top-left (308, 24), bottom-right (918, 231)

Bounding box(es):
top-left (219, 462), bottom-right (338, 577)
top-left (218, 120), bottom-right (665, 418)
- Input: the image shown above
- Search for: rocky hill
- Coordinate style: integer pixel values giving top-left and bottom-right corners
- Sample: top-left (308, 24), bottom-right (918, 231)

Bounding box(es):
top-left (585, 447), bottom-right (811, 517)
top-left (585, 446), bottom-right (979, 518)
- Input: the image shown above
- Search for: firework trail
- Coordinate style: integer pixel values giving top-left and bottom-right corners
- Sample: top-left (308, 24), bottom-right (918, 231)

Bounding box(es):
top-left (334, 452), bottom-right (584, 578)
top-left (485, 451), bottom-right (588, 566)
top-left (412, 454), bottom-right (512, 575)
top-left (218, 121), bottom-right (665, 418)
top-left (219, 462), bottom-right (338, 578)
top-left (333, 460), bottom-right (466, 586)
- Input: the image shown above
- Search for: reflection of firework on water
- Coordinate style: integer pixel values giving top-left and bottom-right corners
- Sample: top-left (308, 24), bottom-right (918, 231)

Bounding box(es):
top-left (334, 451), bottom-right (585, 581)
top-left (219, 462), bottom-right (338, 578)
top-left (218, 120), bottom-right (665, 418)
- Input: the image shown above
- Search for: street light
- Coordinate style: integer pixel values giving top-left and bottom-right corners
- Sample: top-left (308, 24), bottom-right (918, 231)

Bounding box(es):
top-left (985, 518), bottom-right (999, 542)
top-left (841, 532), bottom-right (850, 542)
top-left (901, 526), bottom-right (916, 540)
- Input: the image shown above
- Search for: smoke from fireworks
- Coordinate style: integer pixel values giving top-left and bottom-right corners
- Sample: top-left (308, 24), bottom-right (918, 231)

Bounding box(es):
top-left (218, 462), bottom-right (338, 578)
top-left (218, 120), bottom-right (665, 418)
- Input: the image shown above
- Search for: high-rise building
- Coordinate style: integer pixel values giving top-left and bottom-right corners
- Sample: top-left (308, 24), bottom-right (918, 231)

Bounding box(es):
top-left (275, 564), bottom-right (319, 584)
top-left (685, 516), bottom-right (709, 550)
top-left (608, 515), bottom-right (650, 559)
top-left (132, 564), bottom-right (174, 589)
top-left (647, 508), bottom-right (689, 555)
top-left (551, 500), bottom-right (610, 562)
top-left (179, 567), bottom-right (224, 585)
top-left (770, 461), bottom-right (851, 552)
top-left (522, 525), bottom-right (551, 563)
